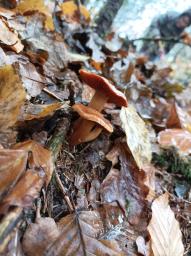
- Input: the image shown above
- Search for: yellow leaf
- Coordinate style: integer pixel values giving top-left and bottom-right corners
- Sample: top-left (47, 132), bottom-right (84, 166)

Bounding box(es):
top-left (120, 105), bottom-right (152, 169)
top-left (60, 1), bottom-right (90, 23)
top-left (15, 0), bottom-right (54, 30)
top-left (148, 193), bottom-right (184, 256)
top-left (0, 65), bottom-right (26, 131)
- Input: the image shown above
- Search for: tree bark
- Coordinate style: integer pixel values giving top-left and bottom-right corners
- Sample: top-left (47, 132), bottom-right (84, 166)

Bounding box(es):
top-left (95, 0), bottom-right (124, 37)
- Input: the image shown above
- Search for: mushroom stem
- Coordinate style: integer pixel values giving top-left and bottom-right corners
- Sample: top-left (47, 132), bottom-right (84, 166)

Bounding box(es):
top-left (70, 119), bottom-right (98, 146)
top-left (88, 90), bottom-right (108, 112)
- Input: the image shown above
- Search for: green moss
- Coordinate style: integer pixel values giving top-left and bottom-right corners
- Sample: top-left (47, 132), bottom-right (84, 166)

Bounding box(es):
top-left (152, 147), bottom-right (191, 182)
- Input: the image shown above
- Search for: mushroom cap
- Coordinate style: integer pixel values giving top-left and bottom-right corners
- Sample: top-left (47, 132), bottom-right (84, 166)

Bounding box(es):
top-left (79, 69), bottom-right (128, 107)
top-left (72, 103), bottom-right (113, 133)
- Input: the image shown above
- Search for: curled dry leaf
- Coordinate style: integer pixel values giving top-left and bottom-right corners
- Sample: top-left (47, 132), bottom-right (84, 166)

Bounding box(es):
top-left (0, 149), bottom-right (28, 201)
top-left (158, 129), bottom-right (191, 154)
top-left (120, 105), bottom-right (152, 169)
top-left (46, 211), bottom-right (124, 256)
top-left (13, 140), bottom-right (54, 186)
top-left (0, 170), bottom-right (44, 213)
top-left (0, 18), bottom-right (24, 53)
top-left (0, 65), bottom-right (26, 131)
top-left (22, 217), bottom-right (60, 256)
top-left (147, 193), bottom-right (184, 256)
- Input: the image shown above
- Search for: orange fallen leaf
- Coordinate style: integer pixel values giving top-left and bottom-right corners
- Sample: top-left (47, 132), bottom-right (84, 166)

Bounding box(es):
top-left (60, 1), bottom-right (90, 23)
top-left (0, 170), bottom-right (44, 213)
top-left (0, 18), bottom-right (23, 53)
top-left (158, 129), bottom-right (191, 154)
top-left (148, 193), bottom-right (184, 256)
top-left (0, 65), bottom-right (26, 131)
top-left (0, 149), bottom-right (28, 201)
top-left (13, 140), bottom-right (54, 186)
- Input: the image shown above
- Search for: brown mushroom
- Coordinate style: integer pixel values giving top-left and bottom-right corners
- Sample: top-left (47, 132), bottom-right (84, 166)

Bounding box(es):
top-left (79, 69), bottom-right (128, 112)
top-left (70, 103), bottom-right (113, 146)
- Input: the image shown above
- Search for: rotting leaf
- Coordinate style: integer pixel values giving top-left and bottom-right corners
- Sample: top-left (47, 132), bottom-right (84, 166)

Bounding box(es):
top-left (0, 18), bottom-right (24, 53)
top-left (0, 149), bottom-right (28, 201)
top-left (0, 170), bottom-right (44, 213)
top-left (0, 65), bottom-right (26, 131)
top-left (158, 129), bottom-right (191, 154)
top-left (13, 140), bottom-right (54, 186)
top-left (148, 193), bottom-right (184, 256)
top-left (120, 105), bottom-right (152, 169)
top-left (46, 211), bottom-right (124, 256)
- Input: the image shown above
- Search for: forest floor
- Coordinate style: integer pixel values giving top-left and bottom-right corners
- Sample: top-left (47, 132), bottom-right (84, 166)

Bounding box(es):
top-left (0, 1), bottom-right (191, 255)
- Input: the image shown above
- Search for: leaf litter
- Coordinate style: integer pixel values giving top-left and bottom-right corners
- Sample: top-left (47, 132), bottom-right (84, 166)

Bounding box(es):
top-left (0, 0), bottom-right (190, 255)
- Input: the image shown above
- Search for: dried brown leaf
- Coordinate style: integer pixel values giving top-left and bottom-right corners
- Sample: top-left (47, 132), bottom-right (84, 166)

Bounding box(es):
top-left (13, 140), bottom-right (54, 186)
top-left (0, 149), bottom-right (27, 201)
top-left (22, 216), bottom-right (60, 256)
top-left (0, 65), bottom-right (26, 131)
top-left (0, 170), bottom-right (44, 213)
top-left (148, 193), bottom-right (184, 256)
top-left (101, 143), bottom-right (150, 229)
top-left (167, 102), bottom-right (191, 132)
top-left (60, 1), bottom-right (90, 23)
top-left (18, 61), bottom-right (45, 97)
top-left (120, 105), bottom-right (152, 169)
top-left (0, 18), bottom-right (23, 53)
top-left (46, 211), bottom-right (124, 256)
top-left (158, 129), bottom-right (191, 154)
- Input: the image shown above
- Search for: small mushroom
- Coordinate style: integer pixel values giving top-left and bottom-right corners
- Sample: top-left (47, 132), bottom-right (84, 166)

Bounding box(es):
top-left (70, 103), bottom-right (113, 146)
top-left (79, 69), bottom-right (128, 112)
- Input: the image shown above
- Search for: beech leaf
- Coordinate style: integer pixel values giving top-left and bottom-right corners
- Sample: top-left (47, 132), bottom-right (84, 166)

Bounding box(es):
top-left (158, 129), bottom-right (191, 154)
top-left (13, 140), bottom-right (54, 186)
top-left (0, 149), bottom-right (28, 201)
top-left (22, 216), bottom-right (60, 256)
top-left (148, 193), bottom-right (184, 256)
top-left (120, 105), bottom-right (152, 169)
top-left (46, 211), bottom-right (124, 256)
top-left (0, 18), bottom-right (23, 53)
top-left (0, 170), bottom-right (44, 213)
